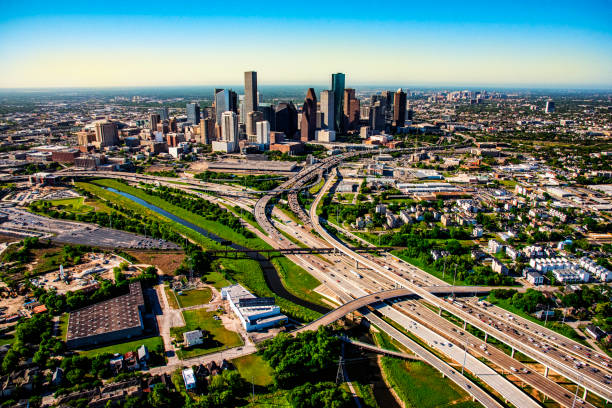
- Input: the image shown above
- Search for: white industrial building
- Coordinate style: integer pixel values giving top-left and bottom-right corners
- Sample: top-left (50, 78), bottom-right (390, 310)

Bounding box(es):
top-left (221, 284), bottom-right (288, 332)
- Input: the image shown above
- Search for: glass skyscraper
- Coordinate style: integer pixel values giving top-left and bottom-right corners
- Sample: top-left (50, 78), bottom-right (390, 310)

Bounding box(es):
top-left (331, 73), bottom-right (345, 133)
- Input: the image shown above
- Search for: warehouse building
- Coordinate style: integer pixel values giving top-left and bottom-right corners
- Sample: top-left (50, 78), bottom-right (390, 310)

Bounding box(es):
top-left (66, 282), bottom-right (145, 348)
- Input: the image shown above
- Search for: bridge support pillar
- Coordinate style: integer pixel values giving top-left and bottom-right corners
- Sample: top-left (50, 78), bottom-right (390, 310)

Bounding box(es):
top-left (463, 321), bottom-right (467, 330)
top-left (510, 348), bottom-right (515, 358)
top-left (484, 333), bottom-right (488, 343)
top-left (438, 308), bottom-right (442, 316)
top-left (544, 366), bottom-right (549, 378)
top-left (583, 388), bottom-right (587, 400)
top-left (355, 259), bottom-right (359, 269)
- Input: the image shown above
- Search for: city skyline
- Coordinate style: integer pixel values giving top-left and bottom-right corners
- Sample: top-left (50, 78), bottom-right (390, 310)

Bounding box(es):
top-left (0, 0), bottom-right (611, 88)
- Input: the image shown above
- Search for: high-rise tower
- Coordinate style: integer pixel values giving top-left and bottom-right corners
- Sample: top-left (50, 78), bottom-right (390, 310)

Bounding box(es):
top-left (186, 103), bottom-right (200, 125)
top-left (320, 90), bottom-right (334, 130)
top-left (244, 71), bottom-right (258, 116)
top-left (301, 88), bottom-right (317, 142)
top-left (392, 88), bottom-right (407, 128)
top-left (331, 73), bottom-right (345, 133)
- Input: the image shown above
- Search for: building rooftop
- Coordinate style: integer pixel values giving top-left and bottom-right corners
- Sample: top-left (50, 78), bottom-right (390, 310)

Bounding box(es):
top-left (66, 282), bottom-right (144, 342)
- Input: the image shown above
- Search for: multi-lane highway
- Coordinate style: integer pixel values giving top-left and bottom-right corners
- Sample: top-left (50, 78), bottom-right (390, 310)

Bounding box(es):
top-left (245, 141), bottom-right (612, 406)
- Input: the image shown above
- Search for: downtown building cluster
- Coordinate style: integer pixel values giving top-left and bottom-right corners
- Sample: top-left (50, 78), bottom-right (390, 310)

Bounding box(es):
top-left (70, 71), bottom-right (415, 162)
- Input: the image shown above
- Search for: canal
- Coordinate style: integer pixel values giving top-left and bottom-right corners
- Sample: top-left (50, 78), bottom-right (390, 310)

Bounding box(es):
top-left (106, 187), bottom-right (330, 314)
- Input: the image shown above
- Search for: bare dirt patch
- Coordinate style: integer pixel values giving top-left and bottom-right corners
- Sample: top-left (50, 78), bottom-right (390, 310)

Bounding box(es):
top-left (125, 250), bottom-right (185, 275)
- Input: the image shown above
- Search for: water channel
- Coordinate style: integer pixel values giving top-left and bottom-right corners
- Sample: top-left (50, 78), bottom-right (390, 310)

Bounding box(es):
top-left (105, 187), bottom-right (330, 314)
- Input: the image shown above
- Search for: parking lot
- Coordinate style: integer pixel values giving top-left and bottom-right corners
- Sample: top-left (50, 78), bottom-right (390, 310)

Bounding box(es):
top-left (0, 207), bottom-right (179, 250)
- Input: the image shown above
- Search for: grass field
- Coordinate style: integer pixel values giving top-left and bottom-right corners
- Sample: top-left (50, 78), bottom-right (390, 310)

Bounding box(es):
top-left (271, 256), bottom-right (327, 308)
top-left (79, 336), bottom-right (164, 358)
top-left (380, 358), bottom-right (478, 408)
top-left (44, 197), bottom-right (95, 214)
top-left (392, 251), bottom-right (470, 286)
top-left (204, 270), bottom-right (232, 289)
top-left (231, 353), bottom-right (274, 386)
top-left (91, 179), bottom-right (272, 251)
top-left (164, 286), bottom-right (179, 309)
top-left (58, 313), bottom-right (69, 341)
top-left (171, 308), bottom-right (243, 359)
top-left (244, 390), bottom-right (290, 407)
top-left (175, 288), bottom-right (212, 308)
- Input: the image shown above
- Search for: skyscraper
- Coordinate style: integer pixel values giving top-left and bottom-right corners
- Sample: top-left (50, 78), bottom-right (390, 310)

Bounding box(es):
top-left (392, 88), bottom-right (407, 127)
top-left (275, 102), bottom-right (298, 139)
top-left (301, 88), bottom-right (317, 142)
top-left (221, 111), bottom-right (238, 144)
top-left (244, 71), bottom-right (258, 116)
top-left (256, 120), bottom-right (270, 147)
top-left (149, 113), bottom-right (160, 131)
top-left (95, 120), bottom-right (119, 147)
top-left (246, 111), bottom-right (263, 141)
top-left (200, 118), bottom-right (214, 144)
top-left (545, 100), bottom-right (555, 113)
top-left (258, 103), bottom-right (276, 131)
top-left (159, 107), bottom-right (169, 121)
top-left (347, 98), bottom-right (360, 131)
top-left (343, 89), bottom-right (357, 131)
top-left (215, 90), bottom-right (229, 124)
top-left (186, 103), bottom-right (200, 125)
top-left (320, 90), bottom-right (334, 130)
top-left (331, 73), bottom-right (345, 133)
top-left (370, 103), bottom-right (384, 132)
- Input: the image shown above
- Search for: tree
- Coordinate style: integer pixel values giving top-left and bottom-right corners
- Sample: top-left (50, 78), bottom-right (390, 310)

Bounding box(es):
top-left (287, 382), bottom-right (351, 408)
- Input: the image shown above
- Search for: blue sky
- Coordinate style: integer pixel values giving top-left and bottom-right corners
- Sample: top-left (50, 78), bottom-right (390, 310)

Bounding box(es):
top-left (0, 0), bottom-right (610, 88)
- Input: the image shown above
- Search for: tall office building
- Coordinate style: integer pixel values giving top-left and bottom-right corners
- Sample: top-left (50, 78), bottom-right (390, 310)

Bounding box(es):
top-left (200, 118), bottom-right (214, 144)
top-left (320, 90), bottom-right (334, 130)
top-left (258, 103), bottom-right (276, 131)
top-left (545, 100), bottom-right (555, 113)
top-left (392, 88), bottom-right (407, 127)
top-left (275, 102), bottom-right (298, 139)
top-left (300, 88), bottom-right (317, 142)
top-left (159, 107), bottom-right (169, 121)
top-left (380, 90), bottom-right (392, 112)
top-left (246, 111), bottom-right (263, 141)
top-left (149, 113), bottom-right (160, 131)
top-left (370, 103), bottom-right (384, 132)
top-left (256, 120), bottom-right (270, 146)
top-left (331, 73), bottom-right (345, 132)
top-left (342, 88), bottom-right (354, 130)
top-left (221, 111), bottom-right (238, 144)
top-left (238, 95), bottom-right (246, 124)
top-left (215, 90), bottom-right (229, 124)
top-left (95, 121), bottom-right (119, 147)
top-left (229, 90), bottom-right (238, 113)
top-left (244, 71), bottom-right (258, 116)
top-left (347, 98), bottom-right (360, 131)
top-left (186, 103), bottom-right (201, 125)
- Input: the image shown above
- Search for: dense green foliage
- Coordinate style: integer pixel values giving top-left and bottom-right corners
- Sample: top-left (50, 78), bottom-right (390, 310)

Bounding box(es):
top-left (287, 382), bottom-right (351, 408)
top-left (194, 170), bottom-right (284, 191)
top-left (259, 328), bottom-right (340, 388)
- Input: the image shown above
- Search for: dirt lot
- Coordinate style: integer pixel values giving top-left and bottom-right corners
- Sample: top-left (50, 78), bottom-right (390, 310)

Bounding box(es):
top-left (125, 250), bottom-right (185, 275)
top-left (31, 252), bottom-right (125, 294)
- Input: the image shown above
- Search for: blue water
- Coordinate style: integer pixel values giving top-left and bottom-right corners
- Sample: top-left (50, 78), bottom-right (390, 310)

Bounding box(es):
top-left (105, 187), bottom-right (227, 245)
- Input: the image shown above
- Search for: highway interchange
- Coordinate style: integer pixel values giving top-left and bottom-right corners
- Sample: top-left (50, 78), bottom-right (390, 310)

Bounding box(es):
top-left (248, 145), bottom-right (611, 407)
top-left (12, 142), bottom-right (611, 407)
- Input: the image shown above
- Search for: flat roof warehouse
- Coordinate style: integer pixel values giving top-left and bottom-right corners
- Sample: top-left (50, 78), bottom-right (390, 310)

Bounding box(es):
top-left (66, 282), bottom-right (146, 348)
